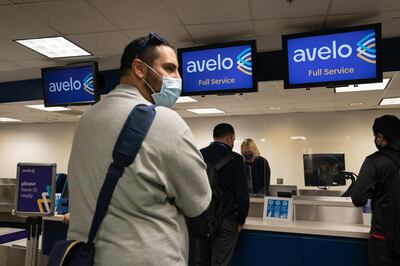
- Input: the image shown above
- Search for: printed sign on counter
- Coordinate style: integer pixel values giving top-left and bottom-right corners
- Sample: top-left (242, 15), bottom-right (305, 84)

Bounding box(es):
top-left (15, 163), bottom-right (56, 216)
top-left (263, 196), bottom-right (293, 222)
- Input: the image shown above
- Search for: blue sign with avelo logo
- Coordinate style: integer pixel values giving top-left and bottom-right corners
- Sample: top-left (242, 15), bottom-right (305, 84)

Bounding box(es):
top-left (283, 24), bottom-right (382, 89)
top-left (42, 62), bottom-right (98, 106)
top-left (179, 41), bottom-right (257, 95)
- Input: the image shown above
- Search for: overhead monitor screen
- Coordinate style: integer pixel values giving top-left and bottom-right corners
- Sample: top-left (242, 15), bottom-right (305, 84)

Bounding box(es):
top-left (282, 24), bottom-right (382, 89)
top-left (178, 41), bottom-right (257, 95)
top-left (42, 62), bottom-right (99, 107)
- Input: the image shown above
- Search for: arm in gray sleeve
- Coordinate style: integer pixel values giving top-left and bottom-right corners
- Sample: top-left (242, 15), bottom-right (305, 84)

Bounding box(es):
top-left (163, 129), bottom-right (212, 217)
top-left (351, 158), bottom-right (377, 207)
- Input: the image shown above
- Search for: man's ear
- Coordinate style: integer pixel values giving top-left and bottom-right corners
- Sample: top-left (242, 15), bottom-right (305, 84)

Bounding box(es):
top-left (131, 59), bottom-right (146, 79)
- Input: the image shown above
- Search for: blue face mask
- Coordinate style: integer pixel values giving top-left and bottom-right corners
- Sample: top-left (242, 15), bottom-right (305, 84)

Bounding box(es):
top-left (142, 63), bottom-right (182, 107)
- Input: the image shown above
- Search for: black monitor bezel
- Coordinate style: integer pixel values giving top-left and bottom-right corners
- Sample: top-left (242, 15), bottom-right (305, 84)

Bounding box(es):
top-left (41, 61), bottom-right (100, 107)
top-left (178, 40), bottom-right (258, 96)
top-left (282, 23), bottom-right (383, 89)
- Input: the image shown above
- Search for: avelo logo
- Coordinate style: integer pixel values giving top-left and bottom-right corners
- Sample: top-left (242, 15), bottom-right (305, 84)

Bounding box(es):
top-left (48, 73), bottom-right (94, 95)
top-left (292, 41), bottom-right (352, 63)
top-left (356, 33), bottom-right (376, 64)
top-left (236, 48), bottom-right (252, 75)
top-left (185, 48), bottom-right (252, 75)
top-left (82, 73), bottom-right (95, 95)
top-left (292, 33), bottom-right (376, 65)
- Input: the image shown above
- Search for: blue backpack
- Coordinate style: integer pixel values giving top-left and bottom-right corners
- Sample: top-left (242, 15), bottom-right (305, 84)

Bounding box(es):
top-left (47, 104), bottom-right (156, 266)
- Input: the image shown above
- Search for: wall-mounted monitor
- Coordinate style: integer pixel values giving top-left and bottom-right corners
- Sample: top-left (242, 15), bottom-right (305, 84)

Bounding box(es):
top-left (178, 41), bottom-right (257, 96)
top-left (303, 153), bottom-right (346, 187)
top-left (282, 24), bottom-right (382, 89)
top-left (41, 62), bottom-right (100, 107)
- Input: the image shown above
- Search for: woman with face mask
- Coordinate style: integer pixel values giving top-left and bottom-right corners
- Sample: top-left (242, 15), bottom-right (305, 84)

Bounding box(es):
top-left (241, 138), bottom-right (271, 195)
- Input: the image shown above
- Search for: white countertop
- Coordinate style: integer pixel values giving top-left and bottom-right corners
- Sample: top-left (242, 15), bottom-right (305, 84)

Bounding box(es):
top-left (42, 215), bottom-right (369, 239)
top-left (243, 217), bottom-right (370, 239)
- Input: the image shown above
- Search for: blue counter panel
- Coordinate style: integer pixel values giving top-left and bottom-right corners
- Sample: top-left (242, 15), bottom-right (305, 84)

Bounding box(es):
top-left (231, 230), bottom-right (368, 266)
top-left (232, 231), bottom-right (301, 266)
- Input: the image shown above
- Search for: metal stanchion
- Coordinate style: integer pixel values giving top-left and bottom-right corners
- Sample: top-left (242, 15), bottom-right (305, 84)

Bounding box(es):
top-left (25, 217), bottom-right (42, 266)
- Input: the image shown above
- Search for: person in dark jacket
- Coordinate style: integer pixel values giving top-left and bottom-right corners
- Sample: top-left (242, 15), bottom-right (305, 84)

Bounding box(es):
top-left (351, 115), bottom-right (400, 266)
top-left (191, 123), bottom-right (249, 266)
top-left (241, 138), bottom-right (271, 195)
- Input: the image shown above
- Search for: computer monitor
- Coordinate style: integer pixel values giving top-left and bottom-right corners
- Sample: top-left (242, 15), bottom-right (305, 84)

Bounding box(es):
top-left (267, 185), bottom-right (298, 198)
top-left (303, 153), bottom-right (346, 187)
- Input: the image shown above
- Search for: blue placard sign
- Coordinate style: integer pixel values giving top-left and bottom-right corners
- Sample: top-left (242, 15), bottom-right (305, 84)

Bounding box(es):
top-left (15, 163), bottom-right (56, 216)
top-left (263, 196), bottom-right (293, 221)
top-left (179, 41), bottom-right (257, 95)
top-left (42, 63), bottom-right (98, 107)
top-left (283, 24), bottom-right (382, 89)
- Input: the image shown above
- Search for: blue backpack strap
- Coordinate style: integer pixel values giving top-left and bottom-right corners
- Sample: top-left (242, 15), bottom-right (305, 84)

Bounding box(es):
top-left (87, 104), bottom-right (156, 244)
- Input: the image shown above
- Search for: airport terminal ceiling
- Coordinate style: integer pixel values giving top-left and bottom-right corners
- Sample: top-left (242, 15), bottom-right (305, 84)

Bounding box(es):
top-left (0, 0), bottom-right (399, 121)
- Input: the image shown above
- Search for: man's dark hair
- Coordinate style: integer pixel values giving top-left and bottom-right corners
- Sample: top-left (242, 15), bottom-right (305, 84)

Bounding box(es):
top-left (120, 36), bottom-right (173, 76)
top-left (373, 115), bottom-right (400, 142)
top-left (213, 123), bottom-right (235, 139)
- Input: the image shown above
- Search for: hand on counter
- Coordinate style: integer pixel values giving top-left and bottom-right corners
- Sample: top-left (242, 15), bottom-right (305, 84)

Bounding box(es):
top-left (238, 224), bottom-right (244, 233)
top-left (63, 213), bottom-right (70, 225)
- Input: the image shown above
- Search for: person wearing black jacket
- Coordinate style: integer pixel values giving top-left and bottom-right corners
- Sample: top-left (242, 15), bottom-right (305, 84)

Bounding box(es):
top-left (241, 138), bottom-right (271, 195)
top-left (351, 115), bottom-right (400, 266)
top-left (192, 123), bottom-right (249, 266)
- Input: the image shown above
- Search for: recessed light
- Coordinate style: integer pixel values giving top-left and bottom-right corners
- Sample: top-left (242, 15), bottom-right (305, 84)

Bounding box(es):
top-left (290, 136), bottom-right (307, 141)
top-left (349, 102), bottom-right (365, 106)
top-left (0, 117), bottom-right (22, 122)
top-left (379, 97), bottom-right (400, 106)
top-left (335, 78), bottom-right (390, 93)
top-left (186, 108), bottom-right (225, 114)
top-left (46, 118), bottom-right (58, 121)
top-left (15, 37), bottom-right (91, 58)
top-left (25, 104), bottom-right (70, 112)
top-left (176, 96), bottom-right (198, 103)
top-left (260, 138), bottom-right (266, 142)
top-left (269, 107), bottom-right (282, 110)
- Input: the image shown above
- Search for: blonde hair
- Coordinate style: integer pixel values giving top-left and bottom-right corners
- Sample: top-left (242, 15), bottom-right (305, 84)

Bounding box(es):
top-left (241, 138), bottom-right (260, 157)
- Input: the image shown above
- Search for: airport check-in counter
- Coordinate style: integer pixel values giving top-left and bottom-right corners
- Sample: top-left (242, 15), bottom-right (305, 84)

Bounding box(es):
top-left (1, 182), bottom-right (369, 266)
top-left (231, 187), bottom-right (369, 266)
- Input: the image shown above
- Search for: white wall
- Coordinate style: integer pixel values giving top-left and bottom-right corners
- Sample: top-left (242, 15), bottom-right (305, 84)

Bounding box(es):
top-left (1, 109), bottom-right (400, 189)
top-left (184, 109), bottom-right (400, 189)
top-left (0, 123), bottom-right (77, 178)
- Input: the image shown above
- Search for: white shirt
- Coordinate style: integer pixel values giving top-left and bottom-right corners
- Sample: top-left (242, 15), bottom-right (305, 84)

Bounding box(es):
top-left (67, 84), bottom-right (211, 266)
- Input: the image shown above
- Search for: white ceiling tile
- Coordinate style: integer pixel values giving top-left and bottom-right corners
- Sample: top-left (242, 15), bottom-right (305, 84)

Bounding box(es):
top-left (10, 0), bottom-right (58, 3)
top-left (11, 59), bottom-right (58, 68)
top-left (0, 61), bottom-right (22, 71)
top-left (255, 17), bottom-right (325, 36)
top-left (68, 31), bottom-right (130, 56)
top-left (326, 10), bottom-right (400, 39)
top-left (330, 0), bottom-right (400, 15)
top-left (250, 0), bottom-right (330, 19)
top-left (170, 0), bottom-right (251, 24)
top-left (255, 34), bottom-right (282, 51)
top-left (96, 54), bottom-right (122, 71)
top-left (88, 0), bottom-right (181, 29)
top-left (187, 22), bottom-right (254, 44)
top-left (0, 40), bottom-right (44, 60)
top-left (124, 26), bottom-right (194, 49)
top-left (21, 0), bottom-right (117, 34)
top-left (0, 6), bottom-right (57, 40)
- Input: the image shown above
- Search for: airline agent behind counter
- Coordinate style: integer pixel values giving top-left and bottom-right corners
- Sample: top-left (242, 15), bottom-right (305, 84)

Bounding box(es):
top-left (241, 138), bottom-right (271, 195)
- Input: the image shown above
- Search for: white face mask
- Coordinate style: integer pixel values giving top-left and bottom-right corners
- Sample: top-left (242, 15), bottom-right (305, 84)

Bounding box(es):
top-left (142, 62), bottom-right (182, 107)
